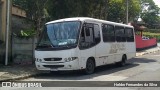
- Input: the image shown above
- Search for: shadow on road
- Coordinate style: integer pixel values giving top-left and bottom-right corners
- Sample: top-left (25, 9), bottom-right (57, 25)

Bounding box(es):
top-left (33, 57), bottom-right (157, 80)
top-left (129, 57), bottom-right (157, 63)
top-left (33, 64), bottom-right (139, 80)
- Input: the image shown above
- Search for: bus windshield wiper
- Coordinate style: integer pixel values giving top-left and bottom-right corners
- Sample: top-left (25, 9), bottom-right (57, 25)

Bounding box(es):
top-left (38, 43), bottom-right (53, 48)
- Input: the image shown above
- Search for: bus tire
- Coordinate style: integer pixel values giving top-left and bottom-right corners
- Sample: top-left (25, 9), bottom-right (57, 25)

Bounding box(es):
top-left (117, 55), bottom-right (127, 67)
top-left (85, 58), bottom-right (95, 74)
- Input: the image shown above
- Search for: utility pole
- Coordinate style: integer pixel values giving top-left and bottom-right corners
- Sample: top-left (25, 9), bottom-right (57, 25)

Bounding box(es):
top-left (126, 0), bottom-right (129, 24)
top-left (5, 0), bottom-right (11, 65)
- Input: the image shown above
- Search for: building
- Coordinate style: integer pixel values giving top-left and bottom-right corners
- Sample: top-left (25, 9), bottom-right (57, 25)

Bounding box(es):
top-left (12, 4), bottom-right (26, 18)
top-left (1, 0), bottom-right (33, 65)
top-left (11, 5), bottom-right (34, 65)
top-left (0, 0), bottom-right (8, 42)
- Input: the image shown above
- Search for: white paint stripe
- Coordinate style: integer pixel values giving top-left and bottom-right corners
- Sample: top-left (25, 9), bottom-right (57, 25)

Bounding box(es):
top-left (85, 75), bottom-right (128, 81)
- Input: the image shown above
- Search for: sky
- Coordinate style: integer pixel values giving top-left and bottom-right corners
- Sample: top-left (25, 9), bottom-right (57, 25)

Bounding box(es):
top-left (153, 0), bottom-right (160, 7)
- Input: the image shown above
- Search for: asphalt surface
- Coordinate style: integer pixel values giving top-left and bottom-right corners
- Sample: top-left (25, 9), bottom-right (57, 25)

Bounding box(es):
top-left (1, 51), bottom-right (160, 90)
top-left (21, 51), bottom-right (160, 82)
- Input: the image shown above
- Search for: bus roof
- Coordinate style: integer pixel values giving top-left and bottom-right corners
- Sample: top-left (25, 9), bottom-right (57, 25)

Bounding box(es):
top-left (46, 17), bottom-right (133, 28)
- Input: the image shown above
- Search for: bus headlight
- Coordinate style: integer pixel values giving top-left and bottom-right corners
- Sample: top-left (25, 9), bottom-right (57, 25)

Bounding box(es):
top-left (39, 59), bottom-right (42, 62)
top-left (36, 58), bottom-right (42, 62)
top-left (64, 57), bottom-right (78, 62)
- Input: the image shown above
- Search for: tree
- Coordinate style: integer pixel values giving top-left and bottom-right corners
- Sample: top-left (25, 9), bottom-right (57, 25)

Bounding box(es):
top-left (47, 0), bottom-right (140, 22)
top-left (140, 0), bottom-right (160, 28)
top-left (13, 0), bottom-right (49, 36)
top-left (13, 0), bottom-right (142, 33)
top-left (107, 0), bottom-right (141, 23)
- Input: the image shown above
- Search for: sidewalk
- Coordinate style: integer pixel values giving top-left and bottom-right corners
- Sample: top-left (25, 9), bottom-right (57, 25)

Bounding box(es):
top-left (0, 64), bottom-right (42, 82)
top-left (136, 46), bottom-right (160, 56)
top-left (0, 45), bottom-right (160, 82)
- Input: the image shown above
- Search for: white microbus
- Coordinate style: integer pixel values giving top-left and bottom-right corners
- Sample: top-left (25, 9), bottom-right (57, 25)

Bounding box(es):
top-left (35, 17), bottom-right (136, 74)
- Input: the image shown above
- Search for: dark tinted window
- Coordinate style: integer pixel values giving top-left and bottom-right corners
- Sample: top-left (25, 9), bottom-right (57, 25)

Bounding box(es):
top-left (102, 24), bottom-right (115, 42)
top-left (94, 24), bottom-right (101, 44)
top-left (85, 28), bottom-right (90, 36)
top-left (79, 23), bottom-right (101, 49)
top-left (125, 28), bottom-right (134, 42)
top-left (115, 26), bottom-right (125, 42)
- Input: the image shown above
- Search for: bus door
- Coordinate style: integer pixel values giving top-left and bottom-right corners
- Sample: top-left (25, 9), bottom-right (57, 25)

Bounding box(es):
top-left (78, 23), bottom-right (96, 69)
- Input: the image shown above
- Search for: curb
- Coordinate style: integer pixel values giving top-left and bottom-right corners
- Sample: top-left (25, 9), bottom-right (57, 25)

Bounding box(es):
top-left (136, 47), bottom-right (160, 57)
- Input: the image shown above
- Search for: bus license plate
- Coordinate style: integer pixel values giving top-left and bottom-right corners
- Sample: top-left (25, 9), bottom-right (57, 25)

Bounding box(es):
top-left (50, 68), bottom-right (58, 71)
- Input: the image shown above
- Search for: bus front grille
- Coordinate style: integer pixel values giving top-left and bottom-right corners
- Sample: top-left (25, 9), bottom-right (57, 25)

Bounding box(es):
top-left (44, 58), bottom-right (62, 61)
top-left (43, 65), bottom-right (64, 68)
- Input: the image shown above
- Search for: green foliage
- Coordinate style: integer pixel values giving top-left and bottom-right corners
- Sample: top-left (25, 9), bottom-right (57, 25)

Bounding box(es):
top-left (47, 0), bottom-right (141, 23)
top-left (107, 0), bottom-right (126, 22)
top-left (13, 0), bottom-right (49, 35)
top-left (136, 28), bottom-right (160, 42)
top-left (13, 0), bottom-right (142, 34)
top-left (140, 0), bottom-right (160, 28)
top-left (145, 29), bottom-right (160, 33)
top-left (143, 32), bottom-right (160, 42)
top-left (14, 29), bottom-right (36, 39)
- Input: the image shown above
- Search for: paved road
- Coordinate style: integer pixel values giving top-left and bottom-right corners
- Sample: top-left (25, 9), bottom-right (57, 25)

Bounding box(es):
top-left (1, 51), bottom-right (160, 90)
top-left (23, 51), bottom-right (160, 81)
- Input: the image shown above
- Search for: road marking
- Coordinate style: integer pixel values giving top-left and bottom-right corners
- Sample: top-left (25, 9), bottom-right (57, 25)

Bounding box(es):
top-left (86, 74), bottom-right (128, 81)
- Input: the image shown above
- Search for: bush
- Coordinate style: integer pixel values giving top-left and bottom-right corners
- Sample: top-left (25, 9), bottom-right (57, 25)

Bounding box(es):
top-left (13, 28), bottom-right (36, 39)
top-left (145, 29), bottom-right (160, 33)
top-left (142, 32), bottom-right (160, 42)
top-left (136, 29), bottom-right (160, 42)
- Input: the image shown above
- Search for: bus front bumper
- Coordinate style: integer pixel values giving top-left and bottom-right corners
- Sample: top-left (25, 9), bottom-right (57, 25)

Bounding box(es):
top-left (35, 60), bottom-right (80, 71)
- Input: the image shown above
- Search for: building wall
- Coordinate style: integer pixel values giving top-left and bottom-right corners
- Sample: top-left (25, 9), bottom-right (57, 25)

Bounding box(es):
top-left (0, 2), bottom-right (2, 40)
top-left (12, 37), bottom-right (34, 65)
top-left (1, 0), bottom-right (33, 65)
top-left (0, 0), bottom-right (7, 64)
top-left (136, 35), bottom-right (157, 51)
top-left (0, 0), bottom-right (7, 41)
top-left (12, 5), bottom-right (26, 18)
top-left (12, 10), bottom-right (34, 65)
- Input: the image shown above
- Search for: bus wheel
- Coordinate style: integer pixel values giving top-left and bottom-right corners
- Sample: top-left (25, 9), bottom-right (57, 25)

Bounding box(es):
top-left (117, 55), bottom-right (127, 67)
top-left (85, 58), bottom-right (95, 74)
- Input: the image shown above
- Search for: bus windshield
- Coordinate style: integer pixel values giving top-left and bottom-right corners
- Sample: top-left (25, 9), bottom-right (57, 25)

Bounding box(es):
top-left (37, 21), bottom-right (81, 49)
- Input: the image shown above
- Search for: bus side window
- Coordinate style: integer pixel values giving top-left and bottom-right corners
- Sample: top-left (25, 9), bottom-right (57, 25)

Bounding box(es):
top-left (125, 28), bottom-right (134, 42)
top-left (79, 23), bottom-right (100, 49)
top-left (94, 24), bottom-right (101, 44)
top-left (80, 27), bottom-right (85, 42)
top-left (102, 24), bottom-right (115, 42)
top-left (79, 23), bottom-right (93, 49)
top-left (115, 26), bottom-right (125, 42)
